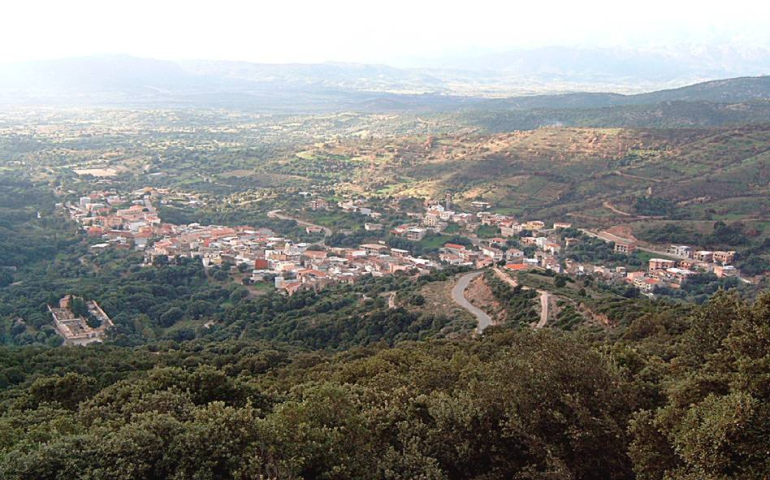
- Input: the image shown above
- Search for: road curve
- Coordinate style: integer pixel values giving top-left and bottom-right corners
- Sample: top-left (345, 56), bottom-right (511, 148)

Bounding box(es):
top-left (452, 271), bottom-right (493, 334)
top-left (267, 210), bottom-right (332, 236)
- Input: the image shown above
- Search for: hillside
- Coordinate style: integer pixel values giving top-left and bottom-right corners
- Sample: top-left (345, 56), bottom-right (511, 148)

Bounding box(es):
top-left (456, 100), bottom-right (770, 132)
top-left (1, 290), bottom-right (769, 479)
top-left (481, 75), bottom-right (770, 110)
top-left (287, 124), bottom-right (770, 221)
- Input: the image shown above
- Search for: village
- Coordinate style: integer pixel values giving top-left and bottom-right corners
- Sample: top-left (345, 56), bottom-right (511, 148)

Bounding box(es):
top-left (318, 192), bottom-right (746, 297)
top-left (65, 189), bottom-right (442, 296)
top-left (65, 187), bottom-right (746, 301)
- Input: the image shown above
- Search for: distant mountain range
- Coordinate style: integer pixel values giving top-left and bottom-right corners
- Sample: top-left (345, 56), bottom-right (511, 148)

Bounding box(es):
top-left (1, 53), bottom-right (770, 116)
top-left (481, 76), bottom-right (770, 110)
top-left (407, 45), bottom-right (770, 84)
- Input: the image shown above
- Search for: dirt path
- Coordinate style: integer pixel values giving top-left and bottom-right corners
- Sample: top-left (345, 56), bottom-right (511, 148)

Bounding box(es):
top-left (602, 201), bottom-right (664, 219)
top-left (613, 171), bottom-right (663, 183)
top-left (267, 210), bottom-right (332, 236)
top-left (536, 291), bottom-right (550, 328)
top-left (602, 201), bottom-right (634, 217)
top-left (493, 268), bottom-right (549, 329)
top-left (493, 267), bottom-right (518, 287)
top-left (386, 292), bottom-right (397, 309)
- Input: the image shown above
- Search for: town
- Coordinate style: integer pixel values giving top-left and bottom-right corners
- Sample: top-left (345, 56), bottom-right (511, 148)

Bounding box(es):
top-left (65, 187), bottom-right (748, 301)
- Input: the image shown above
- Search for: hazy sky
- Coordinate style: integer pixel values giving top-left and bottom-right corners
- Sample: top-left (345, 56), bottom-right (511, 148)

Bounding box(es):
top-left (2, 0), bottom-right (770, 64)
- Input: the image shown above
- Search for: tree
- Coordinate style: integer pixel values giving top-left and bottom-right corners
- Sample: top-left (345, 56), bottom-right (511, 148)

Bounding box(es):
top-left (159, 307), bottom-right (184, 327)
top-left (0, 270), bottom-right (13, 288)
top-left (85, 314), bottom-right (102, 329)
top-left (69, 297), bottom-right (89, 318)
top-left (28, 373), bottom-right (98, 410)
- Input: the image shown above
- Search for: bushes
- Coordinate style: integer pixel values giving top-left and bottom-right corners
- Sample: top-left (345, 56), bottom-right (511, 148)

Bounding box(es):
top-left (634, 196), bottom-right (674, 216)
top-left (0, 331), bottom-right (637, 480)
top-left (485, 272), bottom-right (540, 327)
top-left (2, 292), bottom-right (770, 479)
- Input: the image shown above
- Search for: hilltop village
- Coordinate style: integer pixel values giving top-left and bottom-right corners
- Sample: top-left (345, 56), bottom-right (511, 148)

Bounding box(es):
top-left (64, 187), bottom-right (747, 299)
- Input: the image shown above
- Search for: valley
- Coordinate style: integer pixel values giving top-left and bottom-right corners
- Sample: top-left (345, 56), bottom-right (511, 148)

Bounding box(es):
top-left (0, 69), bottom-right (769, 480)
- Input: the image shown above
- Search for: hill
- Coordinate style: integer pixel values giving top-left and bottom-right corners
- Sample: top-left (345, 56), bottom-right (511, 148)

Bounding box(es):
top-left (480, 75), bottom-right (770, 110)
top-left (288, 125), bottom-right (770, 231)
top-left (1, 290), bottom-right (769, 479)
top-left (456, 100), bottom-right (770, 132)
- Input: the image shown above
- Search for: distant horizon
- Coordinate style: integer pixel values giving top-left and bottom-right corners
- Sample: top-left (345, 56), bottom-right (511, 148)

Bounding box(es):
top-left (3, 0), bottom-right (770, 65)
top-left (3, 44), bottom-right (770, 74)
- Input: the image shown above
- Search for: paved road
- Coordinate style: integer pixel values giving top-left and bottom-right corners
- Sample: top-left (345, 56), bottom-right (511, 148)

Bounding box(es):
top-left (579, 228), bottom-right (691, 259)
top-left (267, 210), bottom-right (332, 236)
top-left (580, 228), bottom-right (755, 285)
top-left (452, 271), bottom-right (493, 333)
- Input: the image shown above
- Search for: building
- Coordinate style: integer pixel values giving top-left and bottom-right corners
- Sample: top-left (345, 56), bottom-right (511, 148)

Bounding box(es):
top-left (714, 265), bottom-right (738, 278)
top-left (665, 267), bottom-right (696, 285)
top-left (364, 223), bottom-right (383, 231)
top-left (405, 227), bottom-right (427, 241)
top-left (634, 277), bottom-right (661, 294)
top-left (713, 251), bottom-right (736, 265)
top-left (481, 246), bottom-right (504, 262)
top-left (500, 222), bottom-right (518, 238)
top-left (541, 255), bottom-right (562, 273)
top-left (476, 257), bottom-right (495, 269)
top-left (677, 259), bottom-right (697, 270)
top-left (614, 241), bottom-right (637, 255)
top-left (505, 248), bottom-right (524, 263)
top-left (360, 243), bottom-right (389, 256)
top-left (423, 212), bottom-right (441, 227)
top-left (694, 251), bottom-right (714, 262)
top-left (666, 245), bottom-right (693, 258)
top-left (626, 271), bottom-right (646, 281)
top-left (649, 258), bottom-right (676, 272)
top-left (308, 198), bottom-right (329, 210)
top-left (543, 242), bottom-right (561, 255)
top-left (444, 243), bottom-right (467, 254)
top-left (524, 221), bottom-right (546, 231)
top-left (48, 295), bottom-right (114, 346)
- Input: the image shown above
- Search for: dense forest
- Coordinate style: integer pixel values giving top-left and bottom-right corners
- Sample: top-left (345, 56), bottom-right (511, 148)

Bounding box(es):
top-left (0, 290), bottom-right (768, 479)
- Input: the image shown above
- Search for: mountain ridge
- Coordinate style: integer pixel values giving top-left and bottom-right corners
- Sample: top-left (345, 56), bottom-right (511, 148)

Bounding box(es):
top-left (1, 55), bottom-right (769, 115)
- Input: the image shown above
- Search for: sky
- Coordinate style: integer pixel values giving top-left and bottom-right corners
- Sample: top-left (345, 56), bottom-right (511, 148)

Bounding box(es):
top-left (2, 0), bottom-right (770, 65)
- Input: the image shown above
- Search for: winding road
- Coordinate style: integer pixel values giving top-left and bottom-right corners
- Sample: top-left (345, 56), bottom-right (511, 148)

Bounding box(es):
top-left (578, 228), bottom-right (687, 259)
top-left (267, 210), bottom-right (332, 236)
top-left (452, 271), bottom-right (493, 334)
